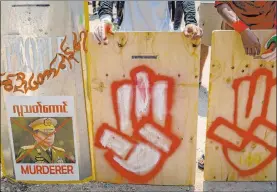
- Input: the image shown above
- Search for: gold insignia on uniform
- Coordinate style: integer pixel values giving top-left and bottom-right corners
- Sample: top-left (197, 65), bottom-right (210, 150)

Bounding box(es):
top-left (35, 161), bottom-right (45, 164)
top-left (35, 156), bottom-right (44, 161)
top-left (35, 155), bottom-right (45, 163)
top-left (44, 118), bottom-right (53, 126)
top-left (29, 118), bottom-right (57, 131)
top-left (21, 145), bottom-right (35, 150)
top-left (57, 157), bottom-right (64, 163)
top-left (53, 146), bottom-right (65, 152)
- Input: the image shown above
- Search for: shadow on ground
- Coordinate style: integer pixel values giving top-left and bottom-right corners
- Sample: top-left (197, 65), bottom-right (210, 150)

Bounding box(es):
top-left (1, 177), bottom-right (196, 192)
top-left (198, 85), bottom-right (208, 117)
top-left (203, 181), bottom-right (276, 192)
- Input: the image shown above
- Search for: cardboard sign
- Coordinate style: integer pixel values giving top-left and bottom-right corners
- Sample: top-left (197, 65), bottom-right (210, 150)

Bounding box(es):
top-left (6, 96), bottom-right (79, 181)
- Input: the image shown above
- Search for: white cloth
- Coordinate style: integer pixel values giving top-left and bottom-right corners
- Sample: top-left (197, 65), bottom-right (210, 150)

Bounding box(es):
top-left (101, 1), bottom-right (173, 32)
top-left (200, 1), bottom-right (215, 3)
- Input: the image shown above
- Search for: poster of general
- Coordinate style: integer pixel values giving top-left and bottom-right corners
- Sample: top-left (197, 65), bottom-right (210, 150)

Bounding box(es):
top-left (6, 96), bottom-right (79, 181)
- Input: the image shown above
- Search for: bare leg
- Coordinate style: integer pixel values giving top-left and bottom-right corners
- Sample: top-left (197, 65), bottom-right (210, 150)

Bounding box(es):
top-left (200, 44), bottom-right (209, 84)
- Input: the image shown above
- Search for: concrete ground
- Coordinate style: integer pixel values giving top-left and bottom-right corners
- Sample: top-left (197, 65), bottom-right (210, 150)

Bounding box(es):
top-left (1, 1), bottom-right (276, 192)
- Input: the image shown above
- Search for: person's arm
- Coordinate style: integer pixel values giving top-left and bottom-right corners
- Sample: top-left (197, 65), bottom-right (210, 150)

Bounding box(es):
top-left (98, 1), bottom-right (113, 23)
top-left (181, 1), bottom-right (202, 40)
top-left (215, 1), bottom-right (248, 32)
top-left (215, 1), bottom-right (261, 56)
top-left (93, 1), bottom-right (115, 45)
top-left (181, 1), bottom-right (197, 26)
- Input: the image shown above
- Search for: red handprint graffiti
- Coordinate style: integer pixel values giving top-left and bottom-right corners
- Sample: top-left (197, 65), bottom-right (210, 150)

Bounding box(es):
top-left (207, 68), bottom-right (276, 177)
top-left (94, 65), bottom-right (181, 183)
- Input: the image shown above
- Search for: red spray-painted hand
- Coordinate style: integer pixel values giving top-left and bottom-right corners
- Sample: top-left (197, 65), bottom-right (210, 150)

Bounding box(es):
top-left (207, 68), bottom-right (276, 176)
top-left (94, 65), bottom-right (181, 183)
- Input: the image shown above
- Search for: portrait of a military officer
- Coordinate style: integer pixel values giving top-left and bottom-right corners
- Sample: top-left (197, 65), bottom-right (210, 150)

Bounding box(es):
top-left (16, 118), bottom-right (75, 164)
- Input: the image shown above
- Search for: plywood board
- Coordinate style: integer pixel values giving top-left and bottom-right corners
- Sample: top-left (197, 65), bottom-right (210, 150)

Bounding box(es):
top-left (88, 32), bottom-right (200, 185)
top-left (205, 30), bottom-right (276, 181)
top-left (0, 1), bottom-right (92, 182)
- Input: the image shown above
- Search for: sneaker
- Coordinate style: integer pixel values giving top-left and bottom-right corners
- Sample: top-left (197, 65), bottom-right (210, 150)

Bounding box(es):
top-left (198, 154), bottom-right (205, 170)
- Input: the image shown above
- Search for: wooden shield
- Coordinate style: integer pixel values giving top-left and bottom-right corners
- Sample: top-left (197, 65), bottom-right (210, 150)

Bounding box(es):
top-left (205, 30), bottom-right (276, 181)
top-left (88, 32), bottom-right (200, 185)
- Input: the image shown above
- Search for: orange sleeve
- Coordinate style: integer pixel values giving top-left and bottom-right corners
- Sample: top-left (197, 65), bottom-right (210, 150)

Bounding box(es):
top-left (215, 1), bottom-right (230, 8)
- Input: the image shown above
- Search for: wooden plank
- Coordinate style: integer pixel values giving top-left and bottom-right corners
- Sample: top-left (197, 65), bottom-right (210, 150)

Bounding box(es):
top-left (88, 32), bottom-right (200, 185)
top-left (205, 30), bottom-right (276, 181)
top-left (67, 0), bottom-right (94, 181)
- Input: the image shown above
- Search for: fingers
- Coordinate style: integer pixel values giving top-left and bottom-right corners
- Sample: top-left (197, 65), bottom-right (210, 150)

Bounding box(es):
top-left (93, 22), bottom-right (113, 45)
top-left (135, 72), bottom-right (151, 121)
top-left (184, 24), bottom-right (203, 40)
top-left (261, 49), bottom-right (276, 62)
top-left (244, 46), bottom-right (248, 55)
top-left (152, 81), bottom-right (167, 126)
top-left (183, 25), bottom-right (195, 38)
top-left (235, 77), bottom-right (255, 128)
top-left (138, 123), bottom-right (172, 152)
top-left (113, 143), bottom-right (161, 174)
top-left (113, 67), bottom-right (173, 135)
top-left (234, 69), bottom-right (273, 129)
top-left (116, 84), bottom-right (133, 135)
top-left (95, 124), bottom-right (134, 159)
top-left (252, 118), bottom-right (276, 148)
top-left (247, 48), bottom-right (252, 56)
top-left (241, 32), bottom-right (261, 57)
top-left (93, 25), bottom-right (102, 44)
top-left (105, 23), bottom-right (115, 35)
top-left (102, 22), bottom-right (108, 45)
top-left (265, 84), bottom-right (276, 125)
top-left (192, 27), bottom-right (203, 40)
top-left (130, 67), bottom-right (174, 130)
top-left (256, 45), bottom-right (261, 55)
top-left (207, 118), bottom-right (245, 150)
top-left (183, 29), bottom-right (191, 38)
top-left (245, 46), bottom-right (261, 57)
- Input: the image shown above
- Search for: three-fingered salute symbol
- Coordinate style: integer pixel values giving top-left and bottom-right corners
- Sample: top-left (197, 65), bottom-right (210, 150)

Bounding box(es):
top-left (207, 68), bottom-right (276, 176)
top-left (94, 65), bottom-right (181, 183)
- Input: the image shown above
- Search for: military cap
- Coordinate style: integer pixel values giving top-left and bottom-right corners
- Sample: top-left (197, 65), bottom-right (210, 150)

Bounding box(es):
top-left (29, 118), bottom-right (57, 132)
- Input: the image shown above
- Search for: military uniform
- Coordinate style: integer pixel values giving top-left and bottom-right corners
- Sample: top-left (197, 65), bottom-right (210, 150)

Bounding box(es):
top-left (16, 118), bottom-right (75, 164)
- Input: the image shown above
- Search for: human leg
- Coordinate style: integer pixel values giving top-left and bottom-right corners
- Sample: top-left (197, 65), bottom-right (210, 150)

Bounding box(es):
top-left (173, 1), bottom-right (183, 30)
top-left (198, 3), bottom-right (222, 84)
top-left (200, 44), bottom-right (209, 85)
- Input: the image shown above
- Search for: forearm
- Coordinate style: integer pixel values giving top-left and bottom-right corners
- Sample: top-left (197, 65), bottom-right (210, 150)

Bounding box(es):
top-left (216, 3), bottom-right (246, 28)
top-left (182, 1), bottom-right (197, 25)
top-left (98, 1), bottom-right (113, 22)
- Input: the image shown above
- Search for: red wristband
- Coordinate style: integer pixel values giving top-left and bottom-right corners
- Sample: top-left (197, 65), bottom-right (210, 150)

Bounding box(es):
top-left (232, 20), bottom-right (248, 33)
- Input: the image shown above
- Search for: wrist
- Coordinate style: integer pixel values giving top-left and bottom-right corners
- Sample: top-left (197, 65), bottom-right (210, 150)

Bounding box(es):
top-left (99, 14), bottom-right (112, 23)
top-left (232, 20), bottom-right (249, 34)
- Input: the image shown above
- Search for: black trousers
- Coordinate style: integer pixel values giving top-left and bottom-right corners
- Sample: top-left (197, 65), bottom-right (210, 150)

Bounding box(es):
top-left (174, 1), bottom-right (183, 30)
top-left (92, 1), bottom-right (96, 8)
top-left (168, 1), bottom-right (175, 22)
top-left (116, 1), bottom-right (124, 26)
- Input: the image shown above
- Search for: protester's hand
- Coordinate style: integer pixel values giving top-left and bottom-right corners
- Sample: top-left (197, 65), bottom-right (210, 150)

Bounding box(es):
top-left (261, 34), bottom-right (276, 62)
top-left (92, 21), bottom-right (115, 45)
top-left (261, 48), bottom-right (276, 62)
top-left (240, 29), bottom-right (261, 57)
top-left (183, 24), bottom-right (203, 40)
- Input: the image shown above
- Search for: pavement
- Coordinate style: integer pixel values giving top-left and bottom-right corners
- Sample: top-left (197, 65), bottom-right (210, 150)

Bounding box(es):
top-left (1, 1), bottom-right (276, 192)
